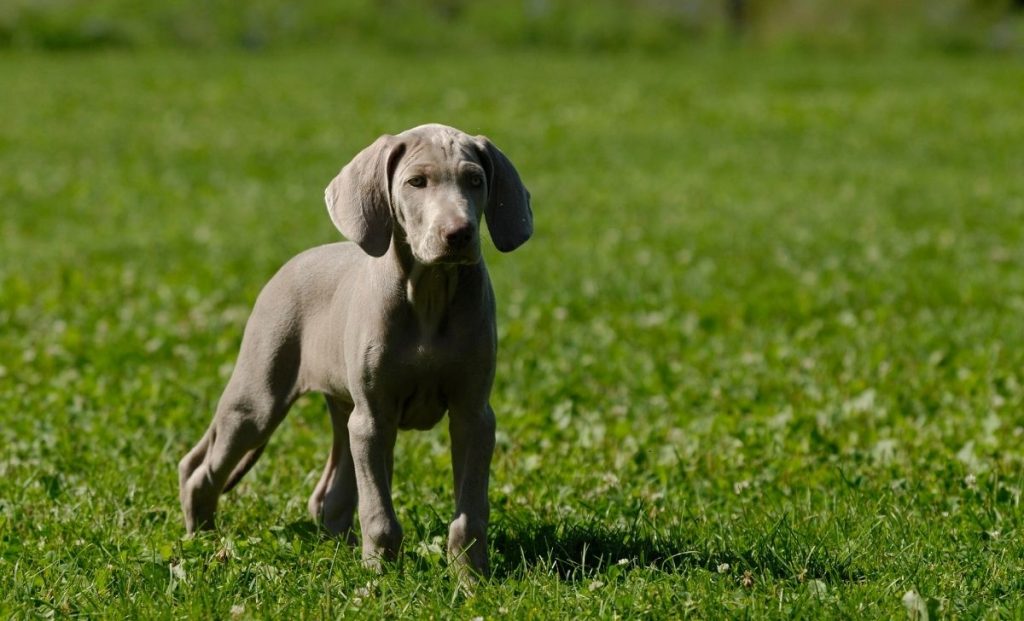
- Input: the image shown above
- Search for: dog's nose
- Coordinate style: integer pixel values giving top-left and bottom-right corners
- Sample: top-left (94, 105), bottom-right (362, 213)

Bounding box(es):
top-left (441, 221), bottom-right (475, 249)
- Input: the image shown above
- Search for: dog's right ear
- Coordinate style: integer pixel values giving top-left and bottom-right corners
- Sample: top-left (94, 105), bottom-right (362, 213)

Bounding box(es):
top-left (325, 135), bottom-right (405, 257)
top-left (474, 136), bottom-right (533, 253)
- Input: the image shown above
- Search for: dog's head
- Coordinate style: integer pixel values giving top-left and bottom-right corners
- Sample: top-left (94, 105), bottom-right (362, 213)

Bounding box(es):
top-left (325, 124), bottom-right (532, 265)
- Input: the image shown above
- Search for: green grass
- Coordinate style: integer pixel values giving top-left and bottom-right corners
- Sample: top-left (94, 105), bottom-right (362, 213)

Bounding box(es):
top-left (2, 46), bottom-right (1024, 618)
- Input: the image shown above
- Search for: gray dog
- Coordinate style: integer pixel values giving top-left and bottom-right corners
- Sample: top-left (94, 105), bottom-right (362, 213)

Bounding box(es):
top-left (178, 124), bottom-right (532, 578)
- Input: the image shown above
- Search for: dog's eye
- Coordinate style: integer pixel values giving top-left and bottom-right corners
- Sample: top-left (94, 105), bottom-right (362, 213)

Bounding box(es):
top-left (407, 176), bottom-right (427, 188)
top-left (468, 174), bottom-right (484, 188)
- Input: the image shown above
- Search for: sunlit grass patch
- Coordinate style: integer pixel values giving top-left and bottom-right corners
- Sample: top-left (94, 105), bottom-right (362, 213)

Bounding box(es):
top-left (2, 47), bottom-right (1024, 617)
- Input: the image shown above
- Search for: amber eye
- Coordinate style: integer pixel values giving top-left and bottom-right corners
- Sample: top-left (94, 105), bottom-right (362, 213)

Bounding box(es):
top-left (407, 176), bottom-right (427, 188)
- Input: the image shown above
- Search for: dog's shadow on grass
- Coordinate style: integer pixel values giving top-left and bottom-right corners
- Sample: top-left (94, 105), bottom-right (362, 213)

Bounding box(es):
top-left (279, 517), bottom-right (688, 578)
top-left (282, 514), bottom-right (861, 583)
top-left (280, 519), bottom-right (323, 541)
top-left (489, 517), bottom-right (863, 583)
top-left (489, 520), bottom-right (695, 580)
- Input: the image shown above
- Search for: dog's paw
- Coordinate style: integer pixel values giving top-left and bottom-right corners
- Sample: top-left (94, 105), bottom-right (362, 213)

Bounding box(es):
top-left (447, 516), bottom-right (489, 581)
top-left (180, 470), bottom-right (218, 533)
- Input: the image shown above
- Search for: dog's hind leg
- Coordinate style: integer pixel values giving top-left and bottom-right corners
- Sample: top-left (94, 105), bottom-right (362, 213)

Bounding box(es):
top-left (179, 330), bottom-right (301, 533)
top-left (222, 442), bottom-right (268, 494)
top-left (308, 395), bottom-right (357, 540)
top-left (179, 392), bottom-right (293, 532)
top-left (178, 426), bottom-right (212, 497)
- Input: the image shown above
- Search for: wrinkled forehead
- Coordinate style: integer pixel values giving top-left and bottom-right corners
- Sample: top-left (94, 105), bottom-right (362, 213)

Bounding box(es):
top-left (397, 126), bottom-right (483, 172)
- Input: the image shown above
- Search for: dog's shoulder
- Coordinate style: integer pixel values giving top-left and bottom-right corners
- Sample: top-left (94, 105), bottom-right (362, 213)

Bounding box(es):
top-left (277, 242), bottom-right (363, 282)
top-left (255, 242), bottom-right (365, 311)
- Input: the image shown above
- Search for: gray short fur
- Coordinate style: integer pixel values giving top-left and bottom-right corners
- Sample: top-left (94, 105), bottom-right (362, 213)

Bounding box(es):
top-left (178, 124), bottom-right (532, 580)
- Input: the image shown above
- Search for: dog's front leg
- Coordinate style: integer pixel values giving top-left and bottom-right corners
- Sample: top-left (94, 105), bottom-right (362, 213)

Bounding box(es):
top-left (348, 400), bottom-right (402, 570)
top-left (447, 403), bottom-right (496, 580)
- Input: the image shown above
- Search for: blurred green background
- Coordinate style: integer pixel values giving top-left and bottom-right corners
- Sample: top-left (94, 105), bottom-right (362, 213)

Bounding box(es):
top-left (2, 0), bottom-right (1023, 54)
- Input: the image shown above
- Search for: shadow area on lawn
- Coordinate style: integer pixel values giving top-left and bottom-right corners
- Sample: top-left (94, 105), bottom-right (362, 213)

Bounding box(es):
top-left (280, 519), bottom-right (323, 540)
top-left (490, 520), bottom-right (689, 580)
top-left (276, 513), bottom-right (863, 584)
top-left (489, 516), bottom-right (865, 582)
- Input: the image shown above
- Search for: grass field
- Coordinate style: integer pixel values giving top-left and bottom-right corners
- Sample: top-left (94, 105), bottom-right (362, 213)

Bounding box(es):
top-left (2, 46), bottom-right (1024, 618)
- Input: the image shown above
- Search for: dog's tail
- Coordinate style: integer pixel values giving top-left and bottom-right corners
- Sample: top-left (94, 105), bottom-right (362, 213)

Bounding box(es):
top-left (222, 443), bottom-right (268, 494)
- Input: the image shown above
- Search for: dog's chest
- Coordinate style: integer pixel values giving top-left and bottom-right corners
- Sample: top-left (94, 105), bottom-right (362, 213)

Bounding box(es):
top-left (388, 338), bottom-right (456, 430)
top-left (382, 324), bottom-right (489, 430)
top-left (365, 268), bottom-right (493, 431)
top-left (396, 381), bottom-right (447, 430)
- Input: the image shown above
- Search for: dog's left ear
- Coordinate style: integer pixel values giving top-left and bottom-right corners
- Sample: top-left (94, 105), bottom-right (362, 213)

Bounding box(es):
top-left (325, 135), bottom-right (405, 257)
top-left (475, 136), bottom-right (533, 252)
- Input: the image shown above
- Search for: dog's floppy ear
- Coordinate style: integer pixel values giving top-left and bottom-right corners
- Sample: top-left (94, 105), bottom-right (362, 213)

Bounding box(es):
top-left (475, 136), bottom-right (533, 253)
top-left (325, 135), bottom-right (405, 257)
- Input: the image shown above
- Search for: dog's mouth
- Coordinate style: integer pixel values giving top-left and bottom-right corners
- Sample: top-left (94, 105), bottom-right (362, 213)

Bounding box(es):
top-left (410, 235), bottom-right (482, 266)
top-left (409, 239), bottom-right (479, 266)
top-left (425, 249), bottom-right (482, 266)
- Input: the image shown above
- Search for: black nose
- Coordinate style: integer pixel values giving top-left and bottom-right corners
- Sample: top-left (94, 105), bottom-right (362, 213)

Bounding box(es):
top-left (442, 222), bottom-right (475, 248)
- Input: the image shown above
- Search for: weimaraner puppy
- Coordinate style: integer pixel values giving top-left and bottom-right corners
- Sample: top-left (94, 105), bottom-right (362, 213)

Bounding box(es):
top-left (178, 123), bottom-right (532, 578)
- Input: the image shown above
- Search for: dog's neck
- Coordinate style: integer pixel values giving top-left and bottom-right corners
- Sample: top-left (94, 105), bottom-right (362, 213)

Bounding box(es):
top-left (405, 263), bottom-right (458, 334)
top-left (385, 235), bottom-right (460, 335)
